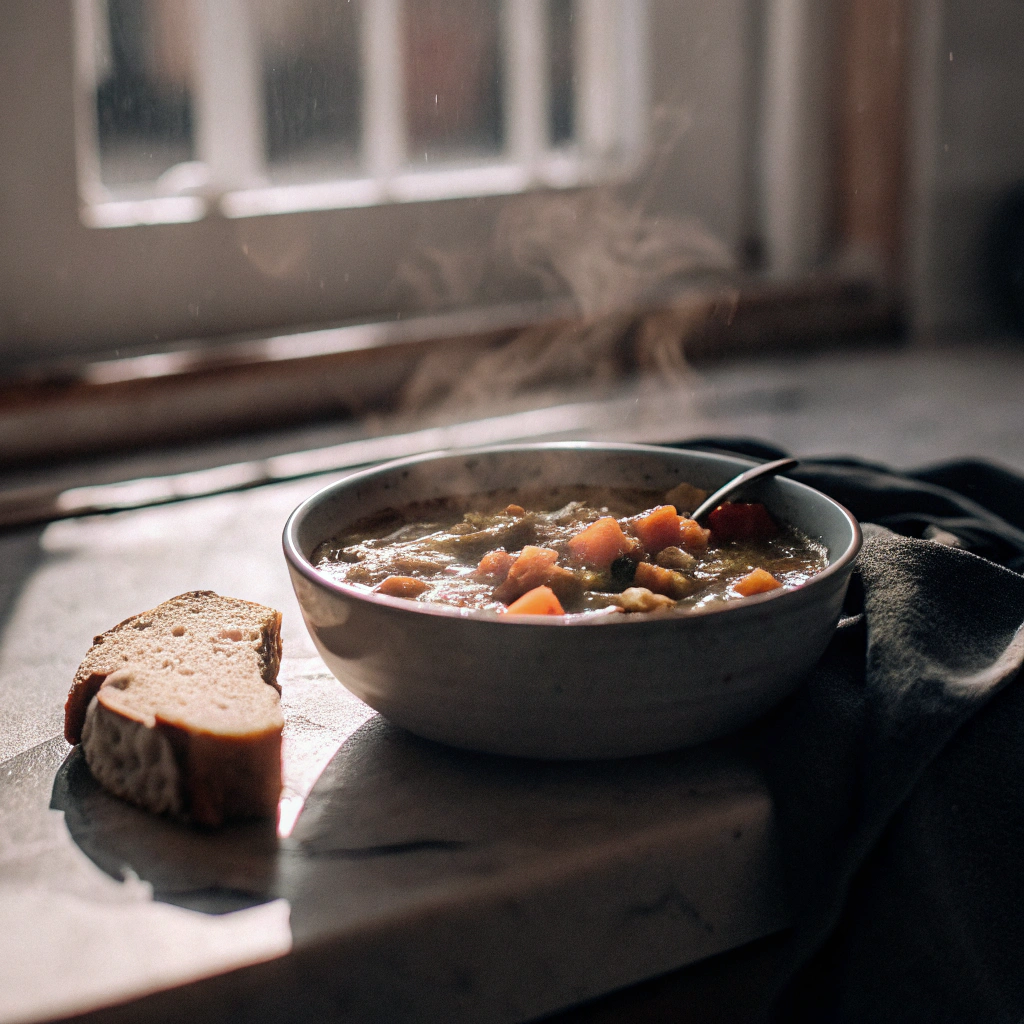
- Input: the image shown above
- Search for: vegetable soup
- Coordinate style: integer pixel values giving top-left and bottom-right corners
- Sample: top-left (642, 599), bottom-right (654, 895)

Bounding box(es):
top-left (312, 484), bottom-right (828, 616)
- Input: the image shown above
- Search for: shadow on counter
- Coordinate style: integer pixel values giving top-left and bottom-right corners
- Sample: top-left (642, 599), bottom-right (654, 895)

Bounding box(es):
top-left (52, 708), bottom-right (764, 930)
top-left (51, 746), bottom-right (281, 914)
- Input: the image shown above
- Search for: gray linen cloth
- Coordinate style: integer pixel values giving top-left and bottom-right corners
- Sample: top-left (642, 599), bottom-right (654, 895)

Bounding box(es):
top-left (669, 442), bottom-right (1024, 1022)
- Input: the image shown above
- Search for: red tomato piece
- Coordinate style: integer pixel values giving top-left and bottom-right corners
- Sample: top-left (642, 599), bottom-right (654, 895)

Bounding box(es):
top-left (708, 502), bottom-right (778, 543)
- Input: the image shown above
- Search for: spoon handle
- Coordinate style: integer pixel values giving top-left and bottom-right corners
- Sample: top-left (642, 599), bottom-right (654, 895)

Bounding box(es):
top-left (690, 457), bottom-right (799, 523)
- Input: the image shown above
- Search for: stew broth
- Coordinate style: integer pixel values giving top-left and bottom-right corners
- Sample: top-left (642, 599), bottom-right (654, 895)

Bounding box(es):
top-left (312, 485), bottom-right (828, 616)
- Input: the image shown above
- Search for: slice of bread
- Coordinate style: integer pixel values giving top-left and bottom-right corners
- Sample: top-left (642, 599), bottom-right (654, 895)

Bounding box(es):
top-left (64, 591), bottom-right (283, 827)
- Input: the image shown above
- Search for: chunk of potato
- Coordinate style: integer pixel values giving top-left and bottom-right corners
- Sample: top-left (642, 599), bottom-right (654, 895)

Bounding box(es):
top-left (655, 546), bottom-right (697, 571)
top-left (615, 587), bottom-right (676, 613)
top-left (634, 561), bottom-right (694, 599)
top-left (664, 481), bottom-right (707, 515)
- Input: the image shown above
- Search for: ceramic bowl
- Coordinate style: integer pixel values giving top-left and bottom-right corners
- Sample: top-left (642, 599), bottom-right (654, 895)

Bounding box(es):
top-left (283, 443), bottom-right (861, 758)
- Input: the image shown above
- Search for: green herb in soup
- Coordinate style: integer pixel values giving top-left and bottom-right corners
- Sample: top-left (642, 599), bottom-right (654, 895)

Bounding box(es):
top-left (312, 485), bottom-right (828, 616)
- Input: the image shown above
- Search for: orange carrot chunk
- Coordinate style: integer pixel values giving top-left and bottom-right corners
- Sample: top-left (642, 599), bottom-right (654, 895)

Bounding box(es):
top-left (503, 585), bottom-right (565, 615)
top-left (732, 568), bottom-right (783, 596)
top-left (631, 505), bottom-right (682, 554)
top-left (493, 545), bottom-right (559, 603)
top-left (375, 576), bottom-right (430, 599)
top-left (475, 548), bottom-right (515, 582)
top-left (566, 517), bottom-right (633, 568)
top-left (678, 517), bottom-right (712, 551)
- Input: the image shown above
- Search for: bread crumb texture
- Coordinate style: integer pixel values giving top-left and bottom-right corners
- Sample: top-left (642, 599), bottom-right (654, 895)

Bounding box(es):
top-left (82, 697), bottom-right (183, 816)
top-left (64, 591), bottom-right (284, 826)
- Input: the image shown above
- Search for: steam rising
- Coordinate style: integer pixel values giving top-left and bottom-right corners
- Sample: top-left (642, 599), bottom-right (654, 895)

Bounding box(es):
top-left (493, 188), bottom-right (730, 319)
top-left (396, 136), bottom-right (734, 413)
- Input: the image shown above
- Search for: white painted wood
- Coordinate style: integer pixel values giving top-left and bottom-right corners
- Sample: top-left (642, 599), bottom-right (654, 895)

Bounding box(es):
top-left (191, 0), bottom-right (266, 193)
top-left (577, 0), bottom-right (620, 157)
top-left (617, 0), bottom-right (651, 161)
top-left (70, 0), bottom-right (107, 204)
top-left (504, 0), bottom-right (549, 169)
top-left (362, 0), bottom-right (406, 179)
top-left (0, 0), bottom-right (745, 360)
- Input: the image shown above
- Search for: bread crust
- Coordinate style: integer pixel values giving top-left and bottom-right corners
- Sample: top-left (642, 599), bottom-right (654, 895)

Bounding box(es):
top-left (64, 591), bottom-right (284, 826)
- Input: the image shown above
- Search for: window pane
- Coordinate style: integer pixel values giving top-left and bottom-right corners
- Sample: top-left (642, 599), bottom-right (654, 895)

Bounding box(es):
top-left (94, 0), bottom-right (195, 187)
top-left (548, 0), bottom-right (575, 146)
top-left (254, 0), bottom-right (362, 173)
top-left (404, 0), bottom-right (504, 160)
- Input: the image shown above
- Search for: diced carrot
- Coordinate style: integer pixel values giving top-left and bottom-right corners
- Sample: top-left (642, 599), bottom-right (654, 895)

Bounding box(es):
top-left (566, 517), bottom-right (633, 568)
top-left (631, 505), bottom-right (682, 554)
top-left (634, 561), bottom-right (694, 599)
top-left (708, 502), bottom-right (778, 543)
top-left (732, 568), bottom-right (783, 596)
top-left (503, 585), bottom-right (564, 615)
top-left (475, 548), bottom-right (515, 583)
top-left (375, 576), bottom-right (430, 599)
top-left (678, 517), bottom-right (712, 551)
top-left (493, 545), bottom-right (559, 603)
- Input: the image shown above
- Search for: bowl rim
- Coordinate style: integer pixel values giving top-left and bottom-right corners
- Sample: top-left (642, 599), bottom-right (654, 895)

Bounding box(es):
top-left (282, 441), bottom-right (863, 626)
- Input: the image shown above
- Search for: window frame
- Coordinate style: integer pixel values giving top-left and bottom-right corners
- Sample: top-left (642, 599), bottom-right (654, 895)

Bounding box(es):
top-left (0, 0), bottom-right (805, 365)
top-left (79, 0), bottom-right (649, 224)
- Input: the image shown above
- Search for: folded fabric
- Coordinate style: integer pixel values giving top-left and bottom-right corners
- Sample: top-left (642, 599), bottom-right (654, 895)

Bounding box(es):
top-left (667, 440), bottom-right (1024, 1023)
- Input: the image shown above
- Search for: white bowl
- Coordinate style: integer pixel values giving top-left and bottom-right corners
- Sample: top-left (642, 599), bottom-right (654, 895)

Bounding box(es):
top-left (283, 443), bottom-right (861, 758)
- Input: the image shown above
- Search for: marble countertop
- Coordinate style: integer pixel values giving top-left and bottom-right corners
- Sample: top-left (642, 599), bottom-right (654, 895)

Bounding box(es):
top-left (0, 468), bottom-right (788, 1024)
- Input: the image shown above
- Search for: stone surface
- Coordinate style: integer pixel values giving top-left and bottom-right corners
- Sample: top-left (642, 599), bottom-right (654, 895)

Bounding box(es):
top-left (0, 474), bottom-right (786, 1024)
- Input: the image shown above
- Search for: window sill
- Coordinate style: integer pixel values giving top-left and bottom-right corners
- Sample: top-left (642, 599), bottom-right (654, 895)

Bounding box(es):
top-left (83, 154), bottom-right (633, 228)
top-left (0, 275), bottom-right (899, 469)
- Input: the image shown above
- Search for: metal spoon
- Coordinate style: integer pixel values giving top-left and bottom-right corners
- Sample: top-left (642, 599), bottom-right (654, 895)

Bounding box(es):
top-left (689, 457), bottom-right (799, 523)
